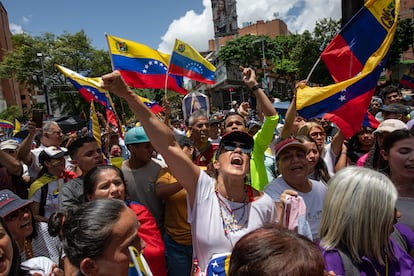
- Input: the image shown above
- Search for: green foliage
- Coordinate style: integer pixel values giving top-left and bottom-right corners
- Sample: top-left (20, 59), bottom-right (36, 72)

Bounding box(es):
top-left (0, 31), bottom-right (113, 117)
top-left (387, 18), bottom-right (414, 68)
top-left (218, 34), bottom-right (264, 67)
top-left (0, 105), bottom-right (23, 122)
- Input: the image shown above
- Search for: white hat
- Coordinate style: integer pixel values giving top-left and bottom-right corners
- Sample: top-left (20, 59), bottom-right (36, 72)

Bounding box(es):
top-left (0, 139), bottom-right (19, 151)
top-left (373, 119), bottom-right (407, 134)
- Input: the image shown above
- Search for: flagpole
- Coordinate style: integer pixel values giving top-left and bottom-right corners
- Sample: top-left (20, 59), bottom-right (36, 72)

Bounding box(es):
top-left (306, 57), bottom-right (321, 83)
top-left (164, 71), bottom-right (169, 99)
top-left (165, 42), bottom-right (176, 99)
top-left (105, 33), bottom-right (115, 71)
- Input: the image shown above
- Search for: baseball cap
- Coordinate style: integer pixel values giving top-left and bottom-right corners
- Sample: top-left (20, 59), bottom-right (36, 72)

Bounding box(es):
top-left (0, 189), bottom-right (33, 218)
top-left (220, 131), bottom-right (254, 148)
top-left (38, 146), bottom-right (67, 165)
top-left (247, 120), bottom-right (261, 131)
top-left (209, 113), bottom-right (224, 125)
top-left (379, 103), bottom-right (410, 115)
top-left (174, 134), bottom-right (193, 148)
top-left (0, 139), bottom-right (19, 151)
top-left (274, 138), bottom-right (307, 160)
top-left (373, 119), bottom-right (407, 134)
top-left (124, 126), bottom-right (150, 145)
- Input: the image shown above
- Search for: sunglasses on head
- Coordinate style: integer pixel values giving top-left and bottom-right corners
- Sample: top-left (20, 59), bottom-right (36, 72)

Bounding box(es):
top-left (221, 141), bottom-right (253, 154)
top-left (4, 206), bottom-right (31, 221)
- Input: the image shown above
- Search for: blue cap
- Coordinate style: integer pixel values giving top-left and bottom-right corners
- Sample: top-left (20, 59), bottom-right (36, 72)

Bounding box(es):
top-left (0, 189), bottom-right (33, 218)
top-left (124, 126), bottom-right (150, 145)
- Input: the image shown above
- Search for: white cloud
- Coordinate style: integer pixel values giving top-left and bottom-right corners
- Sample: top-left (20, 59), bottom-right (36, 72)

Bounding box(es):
top-left (22, 15), bottom-right (30, 24)
top-left (159, 0), bottom-right (341, 52)
top-left (9, 23), bottom-right (24, 34)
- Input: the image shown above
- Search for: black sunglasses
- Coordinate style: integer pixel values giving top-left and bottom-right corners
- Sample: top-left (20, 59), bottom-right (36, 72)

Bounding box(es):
top-left (221, 141), bottom-right (253, 154)
top-left (4, 206), bottom-right (31, 221)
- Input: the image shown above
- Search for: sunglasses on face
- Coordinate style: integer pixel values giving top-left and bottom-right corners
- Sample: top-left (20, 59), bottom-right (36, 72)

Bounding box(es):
top-left (4, 206), bottom-right (31, 221)
top-left (221, 141), bottom-right (253, 154)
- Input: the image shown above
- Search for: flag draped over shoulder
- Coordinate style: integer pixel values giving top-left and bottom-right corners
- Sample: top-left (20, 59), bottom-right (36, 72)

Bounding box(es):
top-left (297, 0), bottom-right (399, 139)
top-left (106, 34), bottom-right (187, 95)
top-left (168, 39), bottom-right (216, 84)
top-left (55, 65), bottom-right (119, 128)
top-left (89, 102), bottom-right (102, 148)
top-left (13, 119), bottom-right (20, 136)
top-left (0, 120), bottom-right (14, 129)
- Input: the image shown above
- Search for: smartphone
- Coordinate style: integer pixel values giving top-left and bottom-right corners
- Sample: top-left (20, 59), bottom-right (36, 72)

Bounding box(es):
top-left (32, 109), bottom-right (44, 128)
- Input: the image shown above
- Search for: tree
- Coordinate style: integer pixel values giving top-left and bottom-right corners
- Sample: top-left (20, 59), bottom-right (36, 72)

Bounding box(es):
top-left (0, 31), bottom-right (113, 117)
top-left (0, 105), bottom-right (23, 122)
top-left (218, 34), bottom-right (264, 67)
top-left (387, 18), bottom-right (414, 68)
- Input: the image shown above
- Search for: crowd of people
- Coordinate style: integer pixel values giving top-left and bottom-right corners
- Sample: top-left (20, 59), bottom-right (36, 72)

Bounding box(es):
top-left (0, 66), bottom-right (413, 275)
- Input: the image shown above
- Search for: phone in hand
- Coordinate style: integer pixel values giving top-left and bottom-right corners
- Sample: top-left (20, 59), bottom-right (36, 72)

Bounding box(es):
top-left (32, 109), bottom-right (44, 128)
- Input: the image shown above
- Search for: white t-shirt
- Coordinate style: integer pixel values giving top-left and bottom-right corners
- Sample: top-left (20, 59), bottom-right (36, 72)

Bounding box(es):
top-left (264, 176), bottom-right (327, 240)
top-left (188, 171), bottom-right (277, 272)
top-left (31, 178), bottom-right (62, 218)
top-left (321, 143), bottom-right (337, 176)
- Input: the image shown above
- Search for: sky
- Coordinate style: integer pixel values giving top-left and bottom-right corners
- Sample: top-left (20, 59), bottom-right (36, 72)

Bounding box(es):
top-left (2, 0), bottom-right (341, 54)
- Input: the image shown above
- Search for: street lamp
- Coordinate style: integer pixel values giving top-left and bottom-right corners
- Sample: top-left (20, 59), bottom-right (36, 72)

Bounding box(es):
top-left (253, 37), bottom-right (268, 94)
top-left (36, 53), bottom-right (52, 117)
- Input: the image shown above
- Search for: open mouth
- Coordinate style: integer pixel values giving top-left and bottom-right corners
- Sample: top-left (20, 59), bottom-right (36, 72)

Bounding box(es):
top-left (290, 165), bottom-right (304, 172)
top-left (231, 156), bottom-right (243, 166)
top-left (20, 221), bottom-right (31, 228)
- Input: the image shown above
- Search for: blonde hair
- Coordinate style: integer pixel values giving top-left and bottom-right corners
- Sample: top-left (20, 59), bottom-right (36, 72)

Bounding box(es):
top-left (319, 166), bottom-right (397, 265)
top-left (297, 122), bottom-right (324, 137)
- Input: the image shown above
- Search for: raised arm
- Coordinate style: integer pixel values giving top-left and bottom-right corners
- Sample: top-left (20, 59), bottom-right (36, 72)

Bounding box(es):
top-left (17, 121), bottom-right (38, 166)
top-left (101, 71), bottom-right (200, 201)
top-left (242, 67), bottom-right (276, 117)
top-left (0, 150), bottom-right (22, 176)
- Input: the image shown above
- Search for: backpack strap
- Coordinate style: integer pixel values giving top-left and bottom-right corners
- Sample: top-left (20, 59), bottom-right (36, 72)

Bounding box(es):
top-left (39, 184), bottom-right (48, 217)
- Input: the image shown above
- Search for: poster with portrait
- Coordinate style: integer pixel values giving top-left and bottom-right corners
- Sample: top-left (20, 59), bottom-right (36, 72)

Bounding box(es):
top-left (211, 0), bottom-right (238, 37)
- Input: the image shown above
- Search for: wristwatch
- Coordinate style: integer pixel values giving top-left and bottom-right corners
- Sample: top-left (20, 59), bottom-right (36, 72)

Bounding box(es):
top-left (250, 84), bottom-right (260, 92)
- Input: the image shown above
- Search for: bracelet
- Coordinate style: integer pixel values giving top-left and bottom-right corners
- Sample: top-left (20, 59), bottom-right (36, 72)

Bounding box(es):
top-left (250, 84), bottom-right (260, 92)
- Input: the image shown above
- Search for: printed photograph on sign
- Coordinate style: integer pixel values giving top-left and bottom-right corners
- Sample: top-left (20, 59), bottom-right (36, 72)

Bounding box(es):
top-left (211, 0), bottom-right (238, 37)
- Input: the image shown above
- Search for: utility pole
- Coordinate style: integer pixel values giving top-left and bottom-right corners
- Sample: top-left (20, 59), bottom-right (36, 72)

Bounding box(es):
top-left (37, 53), bottom-right (52, 117)
top-left (253, 37), bottom-right (268, 95)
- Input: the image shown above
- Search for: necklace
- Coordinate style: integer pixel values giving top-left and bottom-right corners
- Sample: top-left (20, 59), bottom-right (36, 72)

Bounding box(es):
top-left (215, 183), bottom-right (249, 239)
top-left (24, 239), bottom-right (33, 259)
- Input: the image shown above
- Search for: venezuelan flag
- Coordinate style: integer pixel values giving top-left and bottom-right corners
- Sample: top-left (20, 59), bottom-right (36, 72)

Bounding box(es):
top-left (363, 112), bottom-right (380, 129)
top-left (106, 35), bottom-right (187, 95)
top-left (321, 0), bottom-right (397, 83)
top-left (56, 65), bottom-right (119, 125)
top-left (137, 96), bottom-right (164, 114)
top-left (400, 73), bottom-right (414, 89)
top-left (168, 39), bottom-right (216, 84)
top-left (297, 0), bottom-right (398, 139)
top-left (89, 102), bottom-right (102, 148)
top-left (205, 253), bottom-right (230, 276)
top-left (0, 120), bottom-right (14, 129)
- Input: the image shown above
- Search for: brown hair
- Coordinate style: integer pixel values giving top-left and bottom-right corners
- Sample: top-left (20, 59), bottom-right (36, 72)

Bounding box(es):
top-left (229, 224), bottom-right (325, 276)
